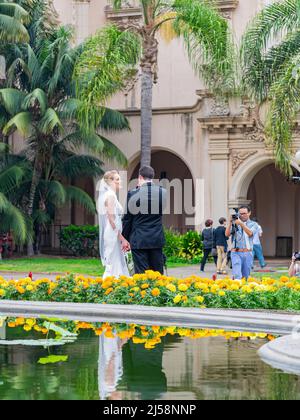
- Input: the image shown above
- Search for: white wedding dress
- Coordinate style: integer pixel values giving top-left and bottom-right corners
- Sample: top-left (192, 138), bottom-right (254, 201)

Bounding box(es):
top-left (98, 181), bottom-right (129, 279)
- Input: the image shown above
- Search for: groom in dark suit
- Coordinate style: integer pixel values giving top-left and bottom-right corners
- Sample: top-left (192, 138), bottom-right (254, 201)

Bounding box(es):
top-left (123, 166), bottom-right (166, 274)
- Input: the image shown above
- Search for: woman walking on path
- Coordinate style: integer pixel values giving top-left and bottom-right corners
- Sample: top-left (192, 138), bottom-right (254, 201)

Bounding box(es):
top-left (200, 219), bottom-right (217, 272)
top-left (214, 217), bottom-right (229, 275)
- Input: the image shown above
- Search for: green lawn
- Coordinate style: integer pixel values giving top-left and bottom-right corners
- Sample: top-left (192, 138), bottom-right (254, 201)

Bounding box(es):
top-left (0, 257), bottom-right (197, 276)
top-left (0, 257), bottom-right (105, 276)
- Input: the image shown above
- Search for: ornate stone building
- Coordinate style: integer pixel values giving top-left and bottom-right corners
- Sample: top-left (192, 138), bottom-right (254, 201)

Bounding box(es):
top-left (43, 0), bottom-right (300, 256)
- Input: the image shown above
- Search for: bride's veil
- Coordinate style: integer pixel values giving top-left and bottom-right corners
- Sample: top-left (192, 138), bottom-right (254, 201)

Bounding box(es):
top-left (97, 179), bottom-right (115, 265)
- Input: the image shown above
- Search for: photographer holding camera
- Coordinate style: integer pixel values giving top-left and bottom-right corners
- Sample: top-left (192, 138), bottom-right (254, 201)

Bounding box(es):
top-left (225, 205), bottom-right (259, 280)
top-left (288, 253), bottom-right (300, 277)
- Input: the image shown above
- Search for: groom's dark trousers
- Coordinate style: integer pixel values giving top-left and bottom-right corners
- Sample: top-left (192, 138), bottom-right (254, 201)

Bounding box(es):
top-left (123, 182), bottom-right (166, 275)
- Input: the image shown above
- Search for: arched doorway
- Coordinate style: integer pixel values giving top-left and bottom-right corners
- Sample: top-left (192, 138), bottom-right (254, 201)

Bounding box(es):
top-left (247, 164), bottom-right (300, 257)
top-left (130, 150), bottom-right (195, 233)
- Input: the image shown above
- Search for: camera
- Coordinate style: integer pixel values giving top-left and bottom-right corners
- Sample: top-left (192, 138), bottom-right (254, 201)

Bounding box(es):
top-left (294, 252), bottom-right (300, 261)
top-left (232, 214), bottom-right (239, 221)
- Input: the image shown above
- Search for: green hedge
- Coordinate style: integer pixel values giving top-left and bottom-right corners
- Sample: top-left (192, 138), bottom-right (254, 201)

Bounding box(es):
top-left (59, 225), bottom-right (99, 257)
top-left (59, 225), bottom-right (204, 262)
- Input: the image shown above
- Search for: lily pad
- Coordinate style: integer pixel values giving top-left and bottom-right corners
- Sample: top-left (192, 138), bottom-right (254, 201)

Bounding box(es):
top-left (38, 355), bottom-right (68, 364)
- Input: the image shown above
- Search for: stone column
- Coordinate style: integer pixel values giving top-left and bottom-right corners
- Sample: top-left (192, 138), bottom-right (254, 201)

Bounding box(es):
top-left (208, 130), bottom-right (230, 223)
top-left (72, 0), bottom-right (91, 45)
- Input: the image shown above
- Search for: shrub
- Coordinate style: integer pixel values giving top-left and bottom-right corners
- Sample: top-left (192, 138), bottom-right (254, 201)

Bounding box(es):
top-left (164, 229), bottom-right (182, 258)
top-left (59, 225), bottom-right (99, 257)
top-left (178, 231), bottom-right (203, 262)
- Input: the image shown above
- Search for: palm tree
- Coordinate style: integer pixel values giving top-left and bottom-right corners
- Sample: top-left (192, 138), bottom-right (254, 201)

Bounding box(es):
top-left (0, 0), bottom-right (29, 43)
top-left (0, 25), bottom-right (130, 255)
top-left (0, 143), bottom-right (27, 243)
top-left (241, 0), bottom-right (300, 174)
top-left (75, 0), bottom-right (234, 167)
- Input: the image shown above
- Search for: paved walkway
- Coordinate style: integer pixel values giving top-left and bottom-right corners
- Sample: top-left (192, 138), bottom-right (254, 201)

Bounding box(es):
top-left (0, 260), bottom-right (289, 281)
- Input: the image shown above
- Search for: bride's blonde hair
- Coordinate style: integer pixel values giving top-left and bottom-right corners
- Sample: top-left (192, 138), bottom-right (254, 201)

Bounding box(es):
top-left (103, 170), bottom-right (119, 187)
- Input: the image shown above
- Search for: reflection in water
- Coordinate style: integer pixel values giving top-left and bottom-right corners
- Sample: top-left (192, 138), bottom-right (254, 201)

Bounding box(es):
top-left (121, 340), bottom-right (167, 400)
top-left (98, 336), bottom-right (124, 400)
top-left (0, 318), bottom-right (300, 400)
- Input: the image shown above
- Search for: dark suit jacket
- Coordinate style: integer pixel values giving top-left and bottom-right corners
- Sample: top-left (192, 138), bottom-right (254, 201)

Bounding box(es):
top-left (122, 182), bottom-right (166, 250)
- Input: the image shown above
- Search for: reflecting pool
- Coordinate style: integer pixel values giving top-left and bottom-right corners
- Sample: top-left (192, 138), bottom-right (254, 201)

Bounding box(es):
top-left (0, 317), bottom-right (299, 400)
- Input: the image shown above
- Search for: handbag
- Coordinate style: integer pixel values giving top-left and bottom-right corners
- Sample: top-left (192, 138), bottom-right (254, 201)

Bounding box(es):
top-left (211, 228), bottom-right (217, 257)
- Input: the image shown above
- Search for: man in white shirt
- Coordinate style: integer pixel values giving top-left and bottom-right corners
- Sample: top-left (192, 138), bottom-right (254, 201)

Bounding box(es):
top-left (252, 219), bottom-right (266, 269)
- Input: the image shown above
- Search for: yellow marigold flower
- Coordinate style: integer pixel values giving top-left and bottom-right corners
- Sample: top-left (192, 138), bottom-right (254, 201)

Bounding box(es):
top-left (152, 326), bottom-right (160, 333)
top-left (26, 319), bottom-right (36, 327)
top-left (166, 283), bottom-right (176, 293)
top-left (133, 337), bottom-right (147, 344)
top-left (0, 289), bottom-right (6, 297)
top-left (178, 284), bottom-right (188, 292)
top-left (105, 287), bottom-right (114, 295)
top-left (210, 285), bottom-right (220, 294)
top-left (141, 283), bottom-right (150, 290)
top-left (151, 288), bottom-right (161, 297)
top-left (102, 281), bottom-right (113, 290)
top-left (23, 325), bottom-right (32, 332)
top-left (166, 326), bottom-right (177, 334)
top-left (131, 287), bottom-right (140, 293)
top-left (140, 291), bottom-right (147, 298)
top-left (26, 285), bottom-right (34, 292)
top-left (105, 330), bottom-right (115, 339)
top-left (8, 322), bottom-right (16, 328)
top-left (16, 286), bottom-right (25, 294)
top-left (195, 296), bottom-right (205, 303)
top-left (16, 317), bottom-right (25, 326)
top-left (219, 291), bottom-right (226, 297)
top-left (41, 328), bottom-right (48, 334)
top-left (173, 294), bottom-right (182, 304)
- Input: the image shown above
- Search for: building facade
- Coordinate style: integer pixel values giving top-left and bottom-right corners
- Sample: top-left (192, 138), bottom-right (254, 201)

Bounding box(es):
top-left (18, 0), bottom-right (300, 257)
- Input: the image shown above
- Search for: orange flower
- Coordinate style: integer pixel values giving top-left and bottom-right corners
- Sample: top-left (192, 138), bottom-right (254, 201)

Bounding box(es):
top-left (151, 288), bottom-right (161, 297)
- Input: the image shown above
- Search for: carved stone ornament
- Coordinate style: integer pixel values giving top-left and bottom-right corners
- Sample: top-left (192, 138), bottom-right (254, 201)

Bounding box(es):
top-left (209, 98), bottom-right (230, 117)
top-left (231, 151), bottom-right (257, 175)
top-left (244, 126), bottom-right (266, 144)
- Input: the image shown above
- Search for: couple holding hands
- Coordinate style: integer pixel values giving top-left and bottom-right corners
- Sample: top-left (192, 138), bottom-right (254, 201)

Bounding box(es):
top-left (98, 166), bottom-right (166, 279)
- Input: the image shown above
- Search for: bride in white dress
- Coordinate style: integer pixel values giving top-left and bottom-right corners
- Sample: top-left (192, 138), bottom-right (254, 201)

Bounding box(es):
top-left (98, 170), bottom-right (130, 279)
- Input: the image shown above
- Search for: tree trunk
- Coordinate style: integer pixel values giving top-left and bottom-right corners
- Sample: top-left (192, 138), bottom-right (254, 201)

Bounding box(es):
top-left (140, 33), bottom-right (158, 168)
top-left (140, 67), bottom-right (153, 167)
top-left (27, 163), bottom-right (40, 257)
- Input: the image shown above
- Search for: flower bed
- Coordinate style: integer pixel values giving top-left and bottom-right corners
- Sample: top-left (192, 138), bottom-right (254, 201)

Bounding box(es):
top-left (1, 271), bottom-right (300, 311)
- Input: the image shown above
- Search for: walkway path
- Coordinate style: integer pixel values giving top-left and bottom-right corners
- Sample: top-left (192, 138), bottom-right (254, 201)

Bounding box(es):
top-left (0, 260), bottom-right (289, 281)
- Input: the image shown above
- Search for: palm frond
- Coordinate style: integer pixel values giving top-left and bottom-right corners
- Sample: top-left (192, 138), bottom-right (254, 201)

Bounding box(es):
top-left (0, 2), bottom-right (30, 23)
top-left (99, 108), bottom-right (130, 132)
top-left (45, 180), bottom-right (66, 206)
top-left (65, 185), bottom-right (96, 214)
top-left (0, 165), bottom-right (24, 195)
top-left (0, 14), bottom-right (29, 43)
top-left (98, 135), bottom-right (128, 166)
top-left (60, 130), bottom-right (105, 154)
top-left (0, 88), bottom-right (26, 115)
top-left (242, 29), bottom-right (300, 101)
top-left (38, 108), bottom-right (63, 135)
top-left (265, 52), bottom-right (300, 175)
top-left (61, 155), bottom-right (104, 179)
top-left (173, 0), bottom-right (236, 94)
top-left (3, 111), bottom-right (32, 136)
top-left (0, 200), bottom-right (27, 243)
top-left (23, 88), bottom-right (48, 115)
top-left (74, 24), bottom-right (141, 133)
top-left (241, 0), bottom-right (300, 99)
